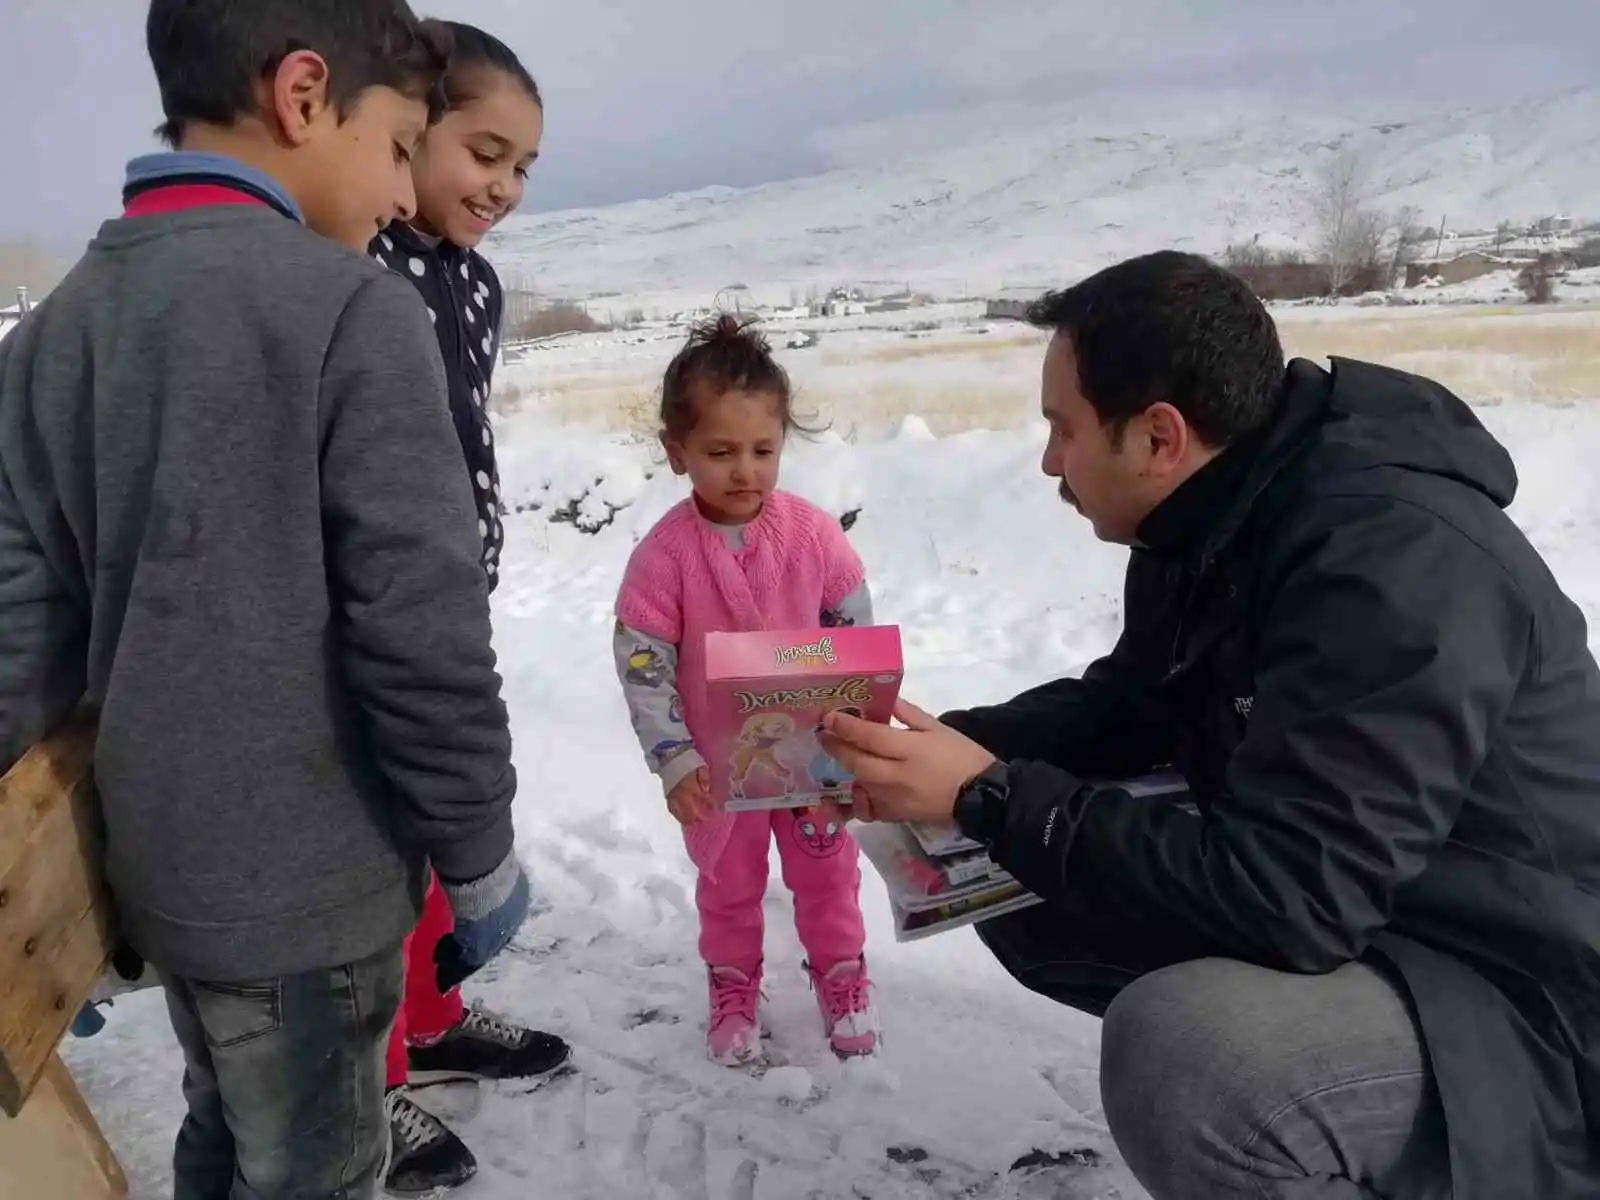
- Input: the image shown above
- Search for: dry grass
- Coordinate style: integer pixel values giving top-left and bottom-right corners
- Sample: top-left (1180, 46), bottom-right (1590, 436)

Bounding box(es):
top-left (823, 331), bottom-right (1043, 367)
top-left (491, 373), bottom-right (660, 433)
top-left (1277, 309), bottom-right (1600, 403)
top-left (490, 306), bottom-right (1600, 436)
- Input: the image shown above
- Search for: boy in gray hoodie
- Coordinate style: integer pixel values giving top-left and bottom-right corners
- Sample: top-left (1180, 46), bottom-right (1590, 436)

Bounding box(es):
top-left (0, 2), bottom-right (528, 1195)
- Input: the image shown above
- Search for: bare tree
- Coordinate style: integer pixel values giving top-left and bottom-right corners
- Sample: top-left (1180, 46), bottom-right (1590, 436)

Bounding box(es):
top-left (1494, 220), bottom-right (1515, 254)
top-left (1350, 209), bottom-right (1390, 291)
top-left (1221, 238), bottom-right (1273, 273)
top-left (1384, 205), bottom-right (1429, 288)
top-left (1310, 148), bottom-right (1383, 293)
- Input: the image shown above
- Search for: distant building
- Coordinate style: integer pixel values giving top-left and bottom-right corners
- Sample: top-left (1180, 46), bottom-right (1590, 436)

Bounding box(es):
top-left (984, 286), bottom-right (1041, 321)
top-left (0, 287), bottom-right (30, 343)
top-left (1406, 251), bottom-right (1510, 289)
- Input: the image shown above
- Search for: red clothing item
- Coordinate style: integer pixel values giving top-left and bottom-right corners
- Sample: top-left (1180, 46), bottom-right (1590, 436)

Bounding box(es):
top-left (387, 875), bottom-right (464, 1088)
top-left (123, 183), bottom-right (270, 217)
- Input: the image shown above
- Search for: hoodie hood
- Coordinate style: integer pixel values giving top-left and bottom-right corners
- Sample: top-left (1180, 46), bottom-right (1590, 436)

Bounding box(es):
top-left (1293, 355), bottom-right (1519, 509)
top-left (1185, 354), bottom-right (1518, 569)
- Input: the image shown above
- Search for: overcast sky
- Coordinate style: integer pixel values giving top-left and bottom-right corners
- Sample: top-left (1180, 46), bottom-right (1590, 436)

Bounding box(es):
top-left (1, 0), bottom-right (1593, 249)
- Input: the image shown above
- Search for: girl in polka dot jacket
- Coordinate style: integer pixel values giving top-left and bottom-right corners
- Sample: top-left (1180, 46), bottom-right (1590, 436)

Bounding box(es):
top-left (370, 22), bottom-right (543, 593)
top-left (367, 22), bottom-right (566, 1198)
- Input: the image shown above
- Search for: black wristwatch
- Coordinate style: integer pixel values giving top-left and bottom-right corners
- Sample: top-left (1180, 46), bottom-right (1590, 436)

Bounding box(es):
top-left (953, 760), bottom-right (1011, 845)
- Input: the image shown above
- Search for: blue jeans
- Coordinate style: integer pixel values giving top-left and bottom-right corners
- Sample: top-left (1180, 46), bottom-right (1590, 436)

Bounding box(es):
top-left (159, 943), bottom-right (404, 1199)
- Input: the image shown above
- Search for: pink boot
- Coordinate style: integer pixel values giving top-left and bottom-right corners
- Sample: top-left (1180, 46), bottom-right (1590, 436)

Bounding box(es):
top-left (807, 957), bottom-right (879, 1058)
top-left (706, 965), bottom-right (763, 1066)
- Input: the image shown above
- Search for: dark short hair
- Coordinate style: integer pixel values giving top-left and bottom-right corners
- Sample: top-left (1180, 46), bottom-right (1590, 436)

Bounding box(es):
top-left (146, 0), bottom-right (452, 148)
top-left (1027, 250), bottom-right (1285, 446)
top-left (440, 21), bottom-right (542, 111)
top-left (659, 313), bottom-right (803, 440)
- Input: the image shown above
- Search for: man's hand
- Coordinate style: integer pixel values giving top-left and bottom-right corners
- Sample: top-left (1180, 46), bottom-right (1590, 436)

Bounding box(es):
top-left (819, 699), bottom-right (996, 826)
top-left (667, 765), bottom-right (716, 825)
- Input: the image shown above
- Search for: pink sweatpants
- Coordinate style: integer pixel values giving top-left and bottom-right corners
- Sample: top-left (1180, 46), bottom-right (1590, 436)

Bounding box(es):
top-left (695, 805), bottom-right (866, 977)
top-left (385, 873), bottom-right (465, 1088)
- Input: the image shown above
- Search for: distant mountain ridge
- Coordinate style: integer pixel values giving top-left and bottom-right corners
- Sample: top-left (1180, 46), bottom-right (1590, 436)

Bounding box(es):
top-left (488, 86), bottom-right (1600, 307)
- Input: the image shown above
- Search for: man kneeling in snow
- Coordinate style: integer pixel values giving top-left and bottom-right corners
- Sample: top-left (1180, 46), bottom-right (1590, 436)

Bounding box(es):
top-left (820, 250), bottom-right (1600, 1200)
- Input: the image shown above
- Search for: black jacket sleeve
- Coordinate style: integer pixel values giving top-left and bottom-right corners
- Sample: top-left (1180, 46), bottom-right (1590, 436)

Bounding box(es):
top-left (987, 495), bottom-right (1532, 973)
top-left (319, 273), bottom-right (516, 884)
top-left (941, 630), bottom-right (1171, 780)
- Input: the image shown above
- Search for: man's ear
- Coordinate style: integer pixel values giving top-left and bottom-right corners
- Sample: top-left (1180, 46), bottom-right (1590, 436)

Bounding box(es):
top-left (1141, 402), bottom-right (1192, 476)
top-left (264, 49), bottom-right (335, 146)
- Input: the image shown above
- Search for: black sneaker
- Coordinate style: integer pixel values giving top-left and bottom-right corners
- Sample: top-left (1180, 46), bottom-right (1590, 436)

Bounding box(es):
top-left (381, 1089), bottom-right (476, 1196)
top-left (408, 1007), bottom-right (573, 1085)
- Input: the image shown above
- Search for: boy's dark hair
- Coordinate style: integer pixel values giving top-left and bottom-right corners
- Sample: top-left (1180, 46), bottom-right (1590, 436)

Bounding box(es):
top-left (1026, 250), bottom-right (1285, 447)
top-left (146, 0), bottom-right (453, 148)
top-left (660, 313), bottom-right (810, 439)
top-left (440, 21), bottom-right (542, 110)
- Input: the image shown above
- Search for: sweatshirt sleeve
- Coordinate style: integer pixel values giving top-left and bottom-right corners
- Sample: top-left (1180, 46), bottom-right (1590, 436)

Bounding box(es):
top-left (318, 273), bottom-right (516, 884)
top-left (0, 460), bottom-right (87, 771)
top-left (612, 622), bottom-right (705, 794)
top-left (822, 579), bottom-right (874, 627)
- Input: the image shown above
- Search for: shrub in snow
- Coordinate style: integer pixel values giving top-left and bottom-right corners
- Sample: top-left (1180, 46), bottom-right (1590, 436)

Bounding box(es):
top-left (510, 456), bottom-right (651, 535)
top-left (1518, 256), bottom-right (1559, 304)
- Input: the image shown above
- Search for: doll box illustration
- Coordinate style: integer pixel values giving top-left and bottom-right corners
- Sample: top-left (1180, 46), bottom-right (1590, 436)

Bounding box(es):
top-left (702, 625), bottom-right (904, 812)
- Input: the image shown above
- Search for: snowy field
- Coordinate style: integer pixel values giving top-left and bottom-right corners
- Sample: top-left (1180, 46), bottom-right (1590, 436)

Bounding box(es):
top-left (60, 312), bottom-right (1600, 1198)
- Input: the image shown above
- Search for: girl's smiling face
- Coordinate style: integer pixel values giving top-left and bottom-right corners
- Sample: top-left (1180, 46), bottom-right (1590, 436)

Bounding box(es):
top-left (410, 68), bottom-right (543, 247)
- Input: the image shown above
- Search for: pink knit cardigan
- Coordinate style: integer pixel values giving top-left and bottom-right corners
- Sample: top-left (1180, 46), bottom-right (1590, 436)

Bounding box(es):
top-left (616, 489), bottom-right (865, 875)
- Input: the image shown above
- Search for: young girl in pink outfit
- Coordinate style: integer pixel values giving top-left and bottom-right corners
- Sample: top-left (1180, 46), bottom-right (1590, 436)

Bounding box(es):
top-left (613, 314), bottom-right (879, 1066)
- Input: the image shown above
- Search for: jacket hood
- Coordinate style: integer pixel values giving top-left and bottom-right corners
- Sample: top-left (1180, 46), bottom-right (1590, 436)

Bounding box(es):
top-left (1292, 355), bottom-right (1518, 509)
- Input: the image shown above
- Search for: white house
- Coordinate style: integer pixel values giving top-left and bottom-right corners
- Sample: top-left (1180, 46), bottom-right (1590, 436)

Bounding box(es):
top-left (1, 286), bottom-right (34, 342)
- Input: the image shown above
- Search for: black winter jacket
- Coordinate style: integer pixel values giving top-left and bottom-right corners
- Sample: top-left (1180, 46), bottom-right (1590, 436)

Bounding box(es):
top-left (369, 223), bottom-right (505, 590)
top-left (945, 357), bottom-right (1600, 1198)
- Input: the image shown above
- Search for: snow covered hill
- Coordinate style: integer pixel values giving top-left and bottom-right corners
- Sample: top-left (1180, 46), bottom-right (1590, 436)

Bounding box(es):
top-left (488, 86), bottom-right (1600, 310)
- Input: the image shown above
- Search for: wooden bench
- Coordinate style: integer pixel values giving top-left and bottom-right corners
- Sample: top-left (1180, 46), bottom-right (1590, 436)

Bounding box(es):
top-left (0, 715), bottom-right (129, 1199)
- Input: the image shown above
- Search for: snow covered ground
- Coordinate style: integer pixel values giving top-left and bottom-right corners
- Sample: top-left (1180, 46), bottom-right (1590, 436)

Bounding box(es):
top-left (61, 355), bottom-right (1600, 1196)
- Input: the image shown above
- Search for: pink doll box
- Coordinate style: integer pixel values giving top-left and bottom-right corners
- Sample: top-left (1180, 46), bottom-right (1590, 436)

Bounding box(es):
top-left (702, 625), bottom-right (903, 812)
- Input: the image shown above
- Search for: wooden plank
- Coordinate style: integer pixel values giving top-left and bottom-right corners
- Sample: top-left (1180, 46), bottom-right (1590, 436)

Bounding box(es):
top-left (0, 714), bottom-right (114, 1117)
top-left (0, 1051), bottom-right (128, 1200)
